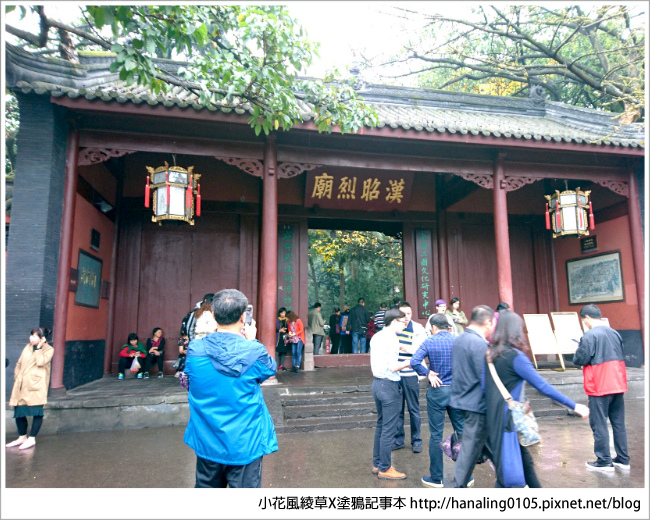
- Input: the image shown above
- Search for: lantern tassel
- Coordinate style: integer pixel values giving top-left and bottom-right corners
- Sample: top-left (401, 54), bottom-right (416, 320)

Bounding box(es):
top-left (144, 177), bottom-right (150, 208)
top-left (186, 175), bottom-right (192, 214)
top-left (166, 171), bottom-right (170, 212)
top-left (545, 203), bottom-right (550, 230)
top-left (196, 183), bottom-right (201, 217)
top-left (589, 201), bottom-right (595, 230)
top-left (555, 199), bottom-right (561, 231)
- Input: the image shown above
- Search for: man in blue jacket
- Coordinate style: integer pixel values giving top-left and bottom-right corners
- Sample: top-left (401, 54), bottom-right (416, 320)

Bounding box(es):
top-left (184, 289), bottom-right (278, 487)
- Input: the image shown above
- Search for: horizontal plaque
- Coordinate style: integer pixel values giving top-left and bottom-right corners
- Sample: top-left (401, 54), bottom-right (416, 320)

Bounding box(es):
top-left (580, 235), bottom-right (597, 253)
top-left (305, 167), bottom-right (413, 211)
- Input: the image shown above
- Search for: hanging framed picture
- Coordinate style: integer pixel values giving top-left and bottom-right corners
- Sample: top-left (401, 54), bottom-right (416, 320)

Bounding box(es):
top-left (566, 251), bottom-right (624, 305)
top-left (74, 249), bottom-right (103, 308)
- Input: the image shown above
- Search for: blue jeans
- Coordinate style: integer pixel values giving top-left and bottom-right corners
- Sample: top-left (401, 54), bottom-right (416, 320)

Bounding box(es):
top-left (351, 332), bottom-right (367, 353)
top-left (394, 376), bottom-right (422, 447)
top-left (291, 340), bottom-right (303, 369)
top-left (372, 378), bottom-right (402, 472)
top-left (426, 385), bottom-right (465, 482)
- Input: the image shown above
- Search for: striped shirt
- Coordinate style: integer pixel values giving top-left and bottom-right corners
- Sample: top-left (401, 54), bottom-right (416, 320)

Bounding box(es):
top-left (396, 320), bottom-right (427, 379)
top-left (374, 310), bottom-right (386, 330)
top-left (410, 331), bottom-right (455, 385)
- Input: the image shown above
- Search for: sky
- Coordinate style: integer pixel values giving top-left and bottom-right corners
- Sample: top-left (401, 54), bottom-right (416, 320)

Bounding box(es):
top-left (3, 2), bottom-right (459, 85)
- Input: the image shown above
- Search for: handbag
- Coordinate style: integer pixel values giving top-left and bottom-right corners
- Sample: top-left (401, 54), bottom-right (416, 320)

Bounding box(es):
top-left (172, 355), bottom-right (186, 371)
top-left (440, 431), bottom-right (461, 461)
top-left (488, 362), bottom-right (541, 447)
top-left (129, 357), bottom-right (141, 373)
top-left (501, 409), bottom-right (527, 487)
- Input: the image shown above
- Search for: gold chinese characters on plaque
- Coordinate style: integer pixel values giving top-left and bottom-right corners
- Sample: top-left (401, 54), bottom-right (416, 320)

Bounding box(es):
top-left (305, 168), bottom-right (414, 211)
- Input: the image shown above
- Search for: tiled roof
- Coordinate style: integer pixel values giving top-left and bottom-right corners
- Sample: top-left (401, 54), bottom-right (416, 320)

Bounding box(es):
top-left (6, 44), bottom-right (644, 149)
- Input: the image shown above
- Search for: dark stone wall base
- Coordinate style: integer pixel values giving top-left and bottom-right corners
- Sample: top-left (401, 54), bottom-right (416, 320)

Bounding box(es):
top-left (619, 329), bottom-right (644, 368)
top-left (63, 340), bottom-right (105, 390)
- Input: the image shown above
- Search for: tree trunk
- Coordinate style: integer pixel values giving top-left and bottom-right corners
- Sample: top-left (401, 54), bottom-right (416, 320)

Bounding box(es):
top-left (339, 262), bottom-right (345, 309)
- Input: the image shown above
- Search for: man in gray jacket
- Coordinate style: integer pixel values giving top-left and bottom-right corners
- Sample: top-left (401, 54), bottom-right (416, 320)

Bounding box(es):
top-left (449, 305), bottom-right (495, 487)
top-left (308, 303), bottom-right (325, 355)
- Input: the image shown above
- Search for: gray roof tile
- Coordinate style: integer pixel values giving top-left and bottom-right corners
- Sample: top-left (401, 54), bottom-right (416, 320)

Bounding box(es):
top-left (6, 44), bottom-right (644, 149)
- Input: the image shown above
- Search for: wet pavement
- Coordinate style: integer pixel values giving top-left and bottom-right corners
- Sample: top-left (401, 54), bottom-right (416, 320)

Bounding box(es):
top-left (4, 400), bottom-right (644, 489)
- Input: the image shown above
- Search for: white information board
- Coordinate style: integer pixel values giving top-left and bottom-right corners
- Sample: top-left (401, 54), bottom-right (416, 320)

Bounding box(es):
top-left (523, 314), bottom-right (562, 362)
top-left (550, 312), bottom-right (583, 354)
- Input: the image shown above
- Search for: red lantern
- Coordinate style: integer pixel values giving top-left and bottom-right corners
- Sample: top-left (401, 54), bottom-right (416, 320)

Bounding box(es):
top-left (145, 163), bottom-right (201, 225)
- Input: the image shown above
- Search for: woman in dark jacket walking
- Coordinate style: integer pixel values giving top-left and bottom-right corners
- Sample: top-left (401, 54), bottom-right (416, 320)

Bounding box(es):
top-left (484, 311), bottom-right (589, 487)
top-left (276, 307), bottom-right (289, 371)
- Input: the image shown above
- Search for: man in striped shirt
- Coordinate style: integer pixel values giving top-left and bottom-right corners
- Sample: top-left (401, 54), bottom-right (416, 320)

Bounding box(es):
top-left (411, 313), bottom-right (466, 488)
top-left (392, 302), bottom-right (427, 453)
top-left (374, 302), bottom-right (388, 331)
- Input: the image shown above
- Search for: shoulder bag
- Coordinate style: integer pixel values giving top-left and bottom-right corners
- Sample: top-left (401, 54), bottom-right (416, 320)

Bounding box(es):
top-left (487, 362), bottom-right (541, 447)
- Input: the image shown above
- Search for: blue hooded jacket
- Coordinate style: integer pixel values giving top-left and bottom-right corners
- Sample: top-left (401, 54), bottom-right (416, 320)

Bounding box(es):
top-left (183, 331), bottom-right (278, 465)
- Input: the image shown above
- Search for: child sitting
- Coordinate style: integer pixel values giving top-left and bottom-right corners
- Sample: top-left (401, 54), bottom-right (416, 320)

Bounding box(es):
top-left (117, 333), bottom-right (147, 379)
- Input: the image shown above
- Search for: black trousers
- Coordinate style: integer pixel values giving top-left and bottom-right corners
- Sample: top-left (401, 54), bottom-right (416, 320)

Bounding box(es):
top-left (195, 455), bottom-right (263, 488)
top-left (118, 356), bottom-right (144, 374)
top-left (144, 353), bottom-right (164, 374)
top-left (329, 335), bottom-right (340, 354)
top-left (16, 416), bottom-right (44, 437)
top-left (588, 393), bottom-right (629, 465)
top-left (454, 411), bottom-right (488, 487)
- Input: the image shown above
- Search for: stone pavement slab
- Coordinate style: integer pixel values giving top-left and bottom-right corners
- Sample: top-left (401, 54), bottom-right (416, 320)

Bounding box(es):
top-left (4, 400), bottom-right (644, 489)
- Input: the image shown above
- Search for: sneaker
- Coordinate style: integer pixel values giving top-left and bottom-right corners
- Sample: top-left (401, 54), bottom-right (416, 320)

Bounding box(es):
top-left (136, 373), bottom-right (143, 379)
top-left (586, 460), bottom-right (615, 472)
top-left (158, 372), bottom-right (164, 378)
top-left (143, 372), bottom-right (150, 379)
top-left (6, 436), bottom-right (27, 448)
top-left (391, 443), bottom-right (405, 451)
top-left (371, 467), bottom-right (379, 475)
top-left (19, 437), bottom-right (36, 450)
top-left (117, 373), bottom-right (124, 380)
top-left (613, 458), bottom-right (630, 470)
top-left (421, 476), bottom-right (443, 488)
top-left (378, 466), bottom-right (406, 480)
top-left (412, 443), bottom-right (422, 453)
top-left (467, 476), bottom-right (475, 487)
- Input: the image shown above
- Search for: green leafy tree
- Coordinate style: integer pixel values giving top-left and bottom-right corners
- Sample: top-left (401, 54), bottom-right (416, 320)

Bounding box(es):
top-left (369, 5), bottom-right (644, 121)
top-left (308, 230), bottom-right (403, 314)
top-left (5, 5), bottom-right (379, 135)
top-left (5, 91), bottom-right (19, 215)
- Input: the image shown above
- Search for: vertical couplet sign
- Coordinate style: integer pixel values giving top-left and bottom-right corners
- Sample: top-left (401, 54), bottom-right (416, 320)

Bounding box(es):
top-left (277, 224), bottom-right (298, 311)
top-left (415, 229), bottom-right (433, 319)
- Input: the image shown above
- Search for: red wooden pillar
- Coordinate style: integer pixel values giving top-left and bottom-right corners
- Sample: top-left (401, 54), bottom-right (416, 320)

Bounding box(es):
top-left (626, 164), bottom-right (645, 345)
top-left (436, 175), bottom-right (450, 303)
top-left (50, 125), bottom-right (80, 392)
top-left (259, 134), bottom-right (278, 357)
top-left (103, 172), bottom-right (123, 374)
top-left (493, 151), bottom-right (513, 309)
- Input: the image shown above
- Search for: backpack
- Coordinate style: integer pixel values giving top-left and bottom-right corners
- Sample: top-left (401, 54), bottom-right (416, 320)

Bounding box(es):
top-left (180, 309), bottom-right (194, 337)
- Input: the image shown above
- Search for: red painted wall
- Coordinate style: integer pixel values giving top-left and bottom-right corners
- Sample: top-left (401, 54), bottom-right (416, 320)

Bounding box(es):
top-left (553, 215), bottom-right (639, 330)
top-left (65, 193), bottom-right (114, 339)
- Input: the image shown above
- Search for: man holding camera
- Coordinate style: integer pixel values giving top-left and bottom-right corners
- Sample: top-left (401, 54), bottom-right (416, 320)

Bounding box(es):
top-left (184, 289), bottom-right (278, 487)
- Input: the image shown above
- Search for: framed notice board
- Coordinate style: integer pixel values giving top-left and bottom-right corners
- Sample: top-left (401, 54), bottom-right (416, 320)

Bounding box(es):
top-left (74, 249), bottom-right (102, 308)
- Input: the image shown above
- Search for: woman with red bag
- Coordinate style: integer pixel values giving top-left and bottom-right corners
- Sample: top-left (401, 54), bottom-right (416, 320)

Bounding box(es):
top-left (285, 310), bottom-right (305, 372)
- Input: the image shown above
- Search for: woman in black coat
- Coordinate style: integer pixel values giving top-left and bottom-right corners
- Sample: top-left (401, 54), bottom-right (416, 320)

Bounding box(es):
top-left (328, 308), bottom-right (340, 354)
top-left (276, 307), bottom-right (289, 370)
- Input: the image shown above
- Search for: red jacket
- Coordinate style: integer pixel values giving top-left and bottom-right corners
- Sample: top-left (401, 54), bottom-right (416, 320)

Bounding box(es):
top-left (119, 342), bottom-right (147, 358)
top-left (289, 319), bottom-right (305, 345)
top-left (573, 326), bottom-right (627, 396)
